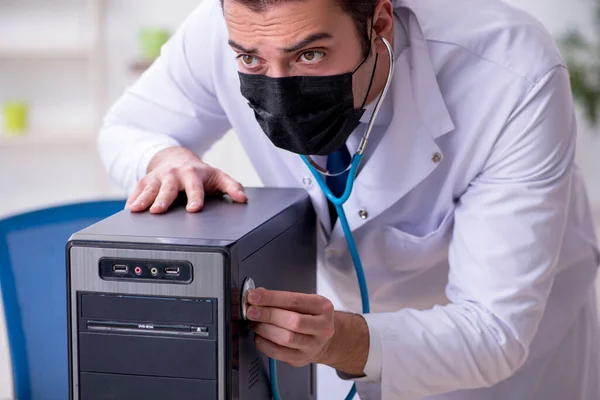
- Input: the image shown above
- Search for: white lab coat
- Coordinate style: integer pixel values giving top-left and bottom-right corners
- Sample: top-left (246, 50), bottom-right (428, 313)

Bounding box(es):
top-left (98, 0), bottom-right (600, 399)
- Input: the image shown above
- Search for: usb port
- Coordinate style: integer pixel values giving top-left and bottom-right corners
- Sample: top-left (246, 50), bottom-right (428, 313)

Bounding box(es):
top-left (112, 264), bottom-right (128, 274)
top-left (164, 266), bottom-right (180, 276)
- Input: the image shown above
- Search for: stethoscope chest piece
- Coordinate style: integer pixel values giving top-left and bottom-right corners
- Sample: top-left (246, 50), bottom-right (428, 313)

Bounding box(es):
top-left (240, 277), bottom-right (256, 321)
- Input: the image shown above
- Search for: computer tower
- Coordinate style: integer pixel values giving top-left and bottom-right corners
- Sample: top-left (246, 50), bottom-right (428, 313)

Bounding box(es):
top-left (66, 188), bottom-right (317, 400)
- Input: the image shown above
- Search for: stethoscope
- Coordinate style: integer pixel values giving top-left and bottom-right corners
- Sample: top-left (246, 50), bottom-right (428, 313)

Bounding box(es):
top-left (269, 36), bottom-right (396, 400)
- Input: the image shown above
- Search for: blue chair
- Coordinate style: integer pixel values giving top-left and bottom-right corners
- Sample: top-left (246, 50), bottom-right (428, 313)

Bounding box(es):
top-left (0, 200), bottom-right (126, 400)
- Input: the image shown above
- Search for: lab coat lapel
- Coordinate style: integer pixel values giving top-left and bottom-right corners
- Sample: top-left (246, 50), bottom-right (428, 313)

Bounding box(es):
top-left (330, 9), bottom-right (455, 241)
top-left (274, 148), bottom-right (334, 234)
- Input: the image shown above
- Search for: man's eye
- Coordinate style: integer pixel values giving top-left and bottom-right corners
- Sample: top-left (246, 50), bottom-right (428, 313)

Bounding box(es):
top-left (240, 55), bottom-right (259, 68)
top-left (300, 51), bottom-right (324, 63)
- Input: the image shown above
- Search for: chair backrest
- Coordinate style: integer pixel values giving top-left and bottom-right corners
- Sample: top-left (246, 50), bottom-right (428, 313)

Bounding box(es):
top-left (0, 200), bottom-right (125, 400)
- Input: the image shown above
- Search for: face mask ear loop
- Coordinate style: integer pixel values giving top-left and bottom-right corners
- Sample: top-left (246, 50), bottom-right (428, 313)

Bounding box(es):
top-left (351, 10), bottom-right (376, 75)
top-left (353, 10), bottom-right (379, 110)
top-left (359, 54), bottom-right (379, 110)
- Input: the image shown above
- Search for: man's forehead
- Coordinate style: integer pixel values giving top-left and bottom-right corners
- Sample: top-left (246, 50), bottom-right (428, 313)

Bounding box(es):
top-left (221, 0), bottom-right (340, 13)
top-left (224, 0), bottom-right (348, 52)
top-left (223, 0), bottom-right (343, 23)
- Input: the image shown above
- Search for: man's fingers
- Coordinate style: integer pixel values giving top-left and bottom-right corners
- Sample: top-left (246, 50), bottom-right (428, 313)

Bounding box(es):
top-left (216, 171), bottom-right (247, 203)
top-left (150, 174), bottom-right (180, 214)
top-left (248, 289), bottom-right (334, 316)
top-left (254, 335), bottom-right (305, 367)
top-left (126, 182), bottom-right (145, 209)
top-left (129, 178), bottom-right (161, 212)
top-left (253, 323), bottom-right (315, 350)
top-left (181, 170), bottom-right (205, 212)
top-left (128, 163), bottom-right (244, 214)
top-left (246, 306), bottom-right (329, 335)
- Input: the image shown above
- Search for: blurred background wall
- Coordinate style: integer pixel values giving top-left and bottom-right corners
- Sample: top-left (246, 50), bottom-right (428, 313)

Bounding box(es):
top-left (0, 0), bottom-right (599, 398)
top-left (0, 0), bottom-right (598, 218)
top-left (0, 0), bottom-right (260, 219)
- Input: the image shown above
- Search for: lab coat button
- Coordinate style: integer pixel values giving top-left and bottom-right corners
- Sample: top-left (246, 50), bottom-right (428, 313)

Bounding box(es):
top-left (432, 152), bottom-right (443, 163)
top-left (359, 209), bottom-right (369, 220)
top-left (302, 177), bottom-right (312, 186)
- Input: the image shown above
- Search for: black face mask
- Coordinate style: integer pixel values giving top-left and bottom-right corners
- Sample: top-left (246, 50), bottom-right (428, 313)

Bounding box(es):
top-left (238, 36), bottom-right (378, 156)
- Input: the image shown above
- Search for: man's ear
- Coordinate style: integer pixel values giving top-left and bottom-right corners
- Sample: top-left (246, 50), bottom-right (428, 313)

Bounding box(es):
top-left (372, 0), bottom-right (394, 55)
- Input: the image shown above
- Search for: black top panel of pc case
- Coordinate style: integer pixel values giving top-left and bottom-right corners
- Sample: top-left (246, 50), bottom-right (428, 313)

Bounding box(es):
top-left (70, 187), bottom-right (314, 257)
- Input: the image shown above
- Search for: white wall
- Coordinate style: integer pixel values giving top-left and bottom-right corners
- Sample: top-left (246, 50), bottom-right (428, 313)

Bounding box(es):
top-left (104, 0), bottom-right (206, 103)
top-left (0, 0), bottom-right (261, 219)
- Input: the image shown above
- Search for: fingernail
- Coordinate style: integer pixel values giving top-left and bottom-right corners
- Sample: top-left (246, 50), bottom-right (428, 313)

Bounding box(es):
top-left (247, 307), bottom-right (260, 319)
top-left (248, 291), bottom-right (260, 303)
top-left (153, 202), bottom-right (165, 209)
top-left (188, 202), bottom-right (201, 209)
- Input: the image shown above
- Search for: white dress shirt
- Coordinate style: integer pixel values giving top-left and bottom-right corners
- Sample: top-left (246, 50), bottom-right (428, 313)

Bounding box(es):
top-left (98, 1), bottom-right (600, 399)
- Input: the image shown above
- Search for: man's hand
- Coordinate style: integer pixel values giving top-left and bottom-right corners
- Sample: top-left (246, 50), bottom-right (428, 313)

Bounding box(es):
top-left (246, 288), bottom-right (370, 376)
top-left (126, 147), bottom-right (247, 214)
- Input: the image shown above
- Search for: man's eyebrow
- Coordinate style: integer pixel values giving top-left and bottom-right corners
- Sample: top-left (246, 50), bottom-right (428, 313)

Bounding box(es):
top-left (227, 32), bottom-right (332, 55)
top-left (228, 39), bottom-right (257, 54)
top-left (281, 32), bottom-right (333, 53)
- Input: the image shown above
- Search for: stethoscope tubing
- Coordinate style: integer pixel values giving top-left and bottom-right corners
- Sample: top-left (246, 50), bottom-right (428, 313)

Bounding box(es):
top-left (270, 36), bottom-right (396, 400)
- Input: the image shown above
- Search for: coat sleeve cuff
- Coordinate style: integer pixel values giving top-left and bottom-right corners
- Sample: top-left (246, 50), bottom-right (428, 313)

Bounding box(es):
top-left (335, 313), bottom-right (383, 383)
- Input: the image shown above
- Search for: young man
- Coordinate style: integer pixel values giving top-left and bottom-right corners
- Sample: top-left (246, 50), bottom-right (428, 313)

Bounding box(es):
top-left (98, 0), bottom-right (600, 399)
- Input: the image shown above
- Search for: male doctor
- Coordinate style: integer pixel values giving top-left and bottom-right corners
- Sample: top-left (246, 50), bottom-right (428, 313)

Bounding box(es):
top-left (98, 0), bottom-right (600, 399)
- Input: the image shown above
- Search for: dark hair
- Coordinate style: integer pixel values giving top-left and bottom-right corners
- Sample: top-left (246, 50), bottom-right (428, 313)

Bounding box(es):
top-left (221, 0), bottom-right (379, 57)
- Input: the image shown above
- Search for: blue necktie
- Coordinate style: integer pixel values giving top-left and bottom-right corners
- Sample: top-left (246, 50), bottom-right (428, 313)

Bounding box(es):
top-left (326, 145), bottom-right (352, 226)
top-left (326, 145), bottom-right (352, 197)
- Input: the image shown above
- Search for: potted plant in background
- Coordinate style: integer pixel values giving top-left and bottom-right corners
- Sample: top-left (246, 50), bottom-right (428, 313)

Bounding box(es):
top-left (559, 1), bottom-right (600, 130)
top-left (2, 100), bottom-right (28, 138)
top-left (130, 28), bottom-right (172, 75)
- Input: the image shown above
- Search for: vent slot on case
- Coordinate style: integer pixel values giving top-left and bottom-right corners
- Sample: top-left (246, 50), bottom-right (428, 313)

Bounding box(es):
top-left (249, 357), bottom-right (260, 389)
